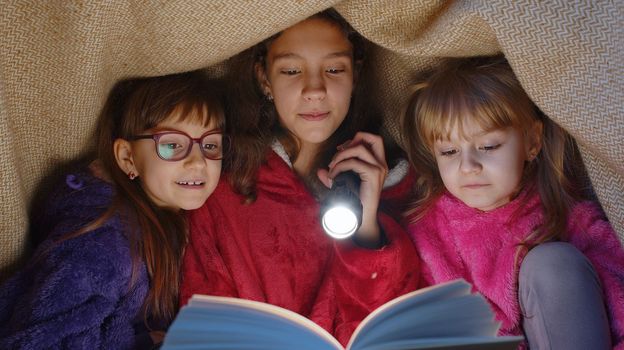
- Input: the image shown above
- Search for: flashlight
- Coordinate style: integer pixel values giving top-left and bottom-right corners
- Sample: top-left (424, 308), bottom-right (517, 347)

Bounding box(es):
top-left (320, 171), bottom-right (363, 239)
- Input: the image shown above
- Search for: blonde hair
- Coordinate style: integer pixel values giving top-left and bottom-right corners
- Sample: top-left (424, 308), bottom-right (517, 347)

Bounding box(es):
top-left (401, 56), bottom-right (579, 253)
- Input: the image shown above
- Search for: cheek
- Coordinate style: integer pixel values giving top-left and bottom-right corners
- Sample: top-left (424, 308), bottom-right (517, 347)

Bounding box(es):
top-left (435, 159), bottom-right (455, 185)
top-left (333, 81), bottom-right (353, 105)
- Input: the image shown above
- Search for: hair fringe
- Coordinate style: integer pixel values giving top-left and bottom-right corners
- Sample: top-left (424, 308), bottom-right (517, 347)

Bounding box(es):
top-left (49, 71), bottom-right (224, 326)
top-left (402, 56), bottom-right (583, 260)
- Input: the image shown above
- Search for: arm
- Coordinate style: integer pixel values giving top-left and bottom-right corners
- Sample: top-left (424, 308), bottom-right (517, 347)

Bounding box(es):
top-left (0, 221), bottom-right (139, 349)
top-left (318, 132), bottom-right (391, 247)
top-left (567, 202), bottom-right (624, 348)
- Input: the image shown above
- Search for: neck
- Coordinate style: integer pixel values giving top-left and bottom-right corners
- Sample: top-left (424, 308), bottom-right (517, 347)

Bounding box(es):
top-left (292, 142), bottom-right (320, 177)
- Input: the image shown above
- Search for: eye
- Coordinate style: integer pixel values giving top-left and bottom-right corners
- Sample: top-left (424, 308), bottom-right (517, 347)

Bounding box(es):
top-left (326, 67), bottom-right (345, 74)
top-left (280, 68), bottom-right (301, 75)
top-left (162, 142), bottom-right (183, 150)
top-left (479, 144), bottom-right (501, 152)
top-left (202, 143), bottom-right (219, 151)
top-left (440, 149), bottom-right (458, 157)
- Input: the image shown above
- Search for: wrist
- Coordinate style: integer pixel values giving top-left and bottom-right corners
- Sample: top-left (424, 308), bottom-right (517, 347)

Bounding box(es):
top-left (352, 216), bottom-right (385, 249)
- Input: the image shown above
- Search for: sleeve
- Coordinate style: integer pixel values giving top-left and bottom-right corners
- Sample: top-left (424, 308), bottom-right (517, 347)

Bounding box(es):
top-left (0, 223), bottom-right (135, 349)
top-left (567, 202), bottom-right (624, 348)
top-left (310, 211), bottom-right (421, 346)
top-left (179, 203), bottom-right (237, 306)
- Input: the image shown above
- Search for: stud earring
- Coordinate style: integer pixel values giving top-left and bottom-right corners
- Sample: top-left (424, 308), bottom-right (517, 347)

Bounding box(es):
top-left (128, 171), bottom-right (137, 180)
top-left (266, 93), bottom-right (273, 102)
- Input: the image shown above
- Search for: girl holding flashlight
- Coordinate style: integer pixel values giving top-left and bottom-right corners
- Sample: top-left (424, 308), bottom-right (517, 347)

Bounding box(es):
top-left (180, 9), bottom-right (420, 346)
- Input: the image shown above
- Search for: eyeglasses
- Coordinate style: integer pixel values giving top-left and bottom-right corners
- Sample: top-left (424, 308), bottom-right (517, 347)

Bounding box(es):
top-left (131, 130), bottom-right (228, 161)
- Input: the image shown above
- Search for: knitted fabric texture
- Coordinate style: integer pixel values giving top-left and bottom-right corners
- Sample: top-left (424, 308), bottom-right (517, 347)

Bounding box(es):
top-left (0, 1), bottom-right (621, 280)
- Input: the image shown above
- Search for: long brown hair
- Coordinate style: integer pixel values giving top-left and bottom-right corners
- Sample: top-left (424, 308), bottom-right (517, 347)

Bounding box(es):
top-left (67, 71), bottom-right (225, 324)
top-left (401, 56), bottom-right (580, 252)
top-left (225, 8), bottom-right (384, 202)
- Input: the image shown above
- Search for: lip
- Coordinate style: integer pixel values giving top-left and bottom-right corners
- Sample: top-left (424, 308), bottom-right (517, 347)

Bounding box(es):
top-left (462, 184), bottom-right (489, 189)
top-left (175, 180), bottom-right (206, 189)
top-left (299, 111), bottom-right (329, 121)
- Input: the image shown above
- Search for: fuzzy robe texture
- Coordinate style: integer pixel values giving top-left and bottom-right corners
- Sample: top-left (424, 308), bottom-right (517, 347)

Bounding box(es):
top-left (0, 170), bottom-right (155, 349)
top-left (409, 191), bottom-right (624, 349)
top-left (180, 150), bottom-right (420, 346)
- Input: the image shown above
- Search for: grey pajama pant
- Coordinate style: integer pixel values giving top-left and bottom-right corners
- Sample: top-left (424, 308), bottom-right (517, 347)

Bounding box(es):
top-left (519, 242), bottom-right (611, 349)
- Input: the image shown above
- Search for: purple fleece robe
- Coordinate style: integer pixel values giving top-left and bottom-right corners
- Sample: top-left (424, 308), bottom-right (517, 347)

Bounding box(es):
top-left (0, 170), bottom-right (157, 349)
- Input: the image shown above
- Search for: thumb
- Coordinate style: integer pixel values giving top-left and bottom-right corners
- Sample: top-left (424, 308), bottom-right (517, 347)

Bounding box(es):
top-left (316, 168), bottom-right (333, 188)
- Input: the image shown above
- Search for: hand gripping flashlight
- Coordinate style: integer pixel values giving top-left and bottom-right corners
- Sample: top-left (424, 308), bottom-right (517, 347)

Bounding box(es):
top-left (320, 171), bottom-right (363, 239)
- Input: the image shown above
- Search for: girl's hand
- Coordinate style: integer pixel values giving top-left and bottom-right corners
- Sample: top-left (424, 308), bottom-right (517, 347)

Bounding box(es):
top-left (317, 132), bottom-right (388, 247)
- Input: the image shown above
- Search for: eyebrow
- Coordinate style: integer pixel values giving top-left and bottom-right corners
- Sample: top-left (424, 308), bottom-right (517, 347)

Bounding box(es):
top-left (271, 50), bottom-right (352, 61)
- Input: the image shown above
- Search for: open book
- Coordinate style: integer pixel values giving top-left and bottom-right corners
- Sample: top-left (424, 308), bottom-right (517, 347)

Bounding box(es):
top-left (162, 279), bottom-right (523, 350)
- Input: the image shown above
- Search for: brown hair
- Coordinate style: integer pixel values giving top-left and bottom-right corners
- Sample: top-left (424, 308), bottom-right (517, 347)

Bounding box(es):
top-left (225, 8), bottom-right (384, 202)
top-left (67, 71), bottom-right (225, 325)
top-left (401, 56), bottom-right (580, 253)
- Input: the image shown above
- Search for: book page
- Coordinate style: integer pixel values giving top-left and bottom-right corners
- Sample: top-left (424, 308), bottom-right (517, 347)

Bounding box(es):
top-left (162, 295), bottom-right (343, 350)
top-left (347, 279), bottom-right (522, 350)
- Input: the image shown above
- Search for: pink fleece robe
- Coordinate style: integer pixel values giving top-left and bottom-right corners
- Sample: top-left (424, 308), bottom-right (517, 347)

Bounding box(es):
top-left (408, 190), bottom-right (624, 348)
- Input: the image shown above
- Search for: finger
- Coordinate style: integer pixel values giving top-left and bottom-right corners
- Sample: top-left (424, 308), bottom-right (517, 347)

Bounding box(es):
top-left (327, 157), bottom-right (386, 185)
top-left (316, 168), bottom-right (333, 188)
top-left (329, 143), bottom-right (381, 170)
top-left (350, 132), bottom-right (387, 164)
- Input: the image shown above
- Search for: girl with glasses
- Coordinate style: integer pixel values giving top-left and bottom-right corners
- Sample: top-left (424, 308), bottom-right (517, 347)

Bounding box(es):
top-left (0, 71), bottom-right (227, 349)
top-left (180, 9), bottom-right (420, 346)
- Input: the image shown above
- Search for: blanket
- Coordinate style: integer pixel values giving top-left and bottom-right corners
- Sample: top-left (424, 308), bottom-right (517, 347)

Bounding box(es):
top-left (0, 1), bottom-right (621, 279)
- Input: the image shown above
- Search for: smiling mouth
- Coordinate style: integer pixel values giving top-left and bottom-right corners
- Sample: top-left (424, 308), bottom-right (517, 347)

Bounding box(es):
top-left (176, 181), bottom-right (205, 186)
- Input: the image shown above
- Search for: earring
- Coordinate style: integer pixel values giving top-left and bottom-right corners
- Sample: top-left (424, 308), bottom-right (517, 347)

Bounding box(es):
top-left (266, 93), bottom-right (273, 102)
top-left (128, 171), bottom-right (137, 180)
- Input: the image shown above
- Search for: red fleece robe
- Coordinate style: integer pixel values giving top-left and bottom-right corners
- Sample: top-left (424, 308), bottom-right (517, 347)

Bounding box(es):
top-left (180, 150), bottom-right (420, 345)
top-left (409, 190), bottom-right (624, 349)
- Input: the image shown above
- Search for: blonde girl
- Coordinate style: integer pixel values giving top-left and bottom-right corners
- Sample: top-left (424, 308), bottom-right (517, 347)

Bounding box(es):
top-left (402, 56), bottom-right (624, 349)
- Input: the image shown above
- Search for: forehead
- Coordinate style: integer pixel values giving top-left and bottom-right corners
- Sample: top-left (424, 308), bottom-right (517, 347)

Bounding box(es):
top-left (434, 115), bottom-right (494, 140)
top-left (267, 18), bottom-right (352, 62)
top-left (155, 105), bottom-right (218, 131)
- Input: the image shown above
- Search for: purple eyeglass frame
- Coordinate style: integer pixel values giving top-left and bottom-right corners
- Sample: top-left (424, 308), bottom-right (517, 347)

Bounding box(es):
top-left (131, 129), bottom-right (228, 161)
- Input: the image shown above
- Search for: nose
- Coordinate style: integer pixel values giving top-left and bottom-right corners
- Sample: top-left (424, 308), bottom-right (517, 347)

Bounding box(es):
top-left (184, 143), bottom-right (207, 168)
top-left (459, 149), bottom-right (482, 174)
top-left (302, 72), bottom-right (326, 101)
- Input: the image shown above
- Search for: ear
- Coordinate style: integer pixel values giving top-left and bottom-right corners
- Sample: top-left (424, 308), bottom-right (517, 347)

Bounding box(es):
top-left (113, 138), bottom-right (138, 177)
top-left (255, 62), bottom-right (272, 98)
top-left (526, 120), bottom-right (543, 161)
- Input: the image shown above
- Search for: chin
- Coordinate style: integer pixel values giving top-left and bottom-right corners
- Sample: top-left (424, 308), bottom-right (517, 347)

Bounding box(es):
top-left (177, 199), bottom-right (208, 211)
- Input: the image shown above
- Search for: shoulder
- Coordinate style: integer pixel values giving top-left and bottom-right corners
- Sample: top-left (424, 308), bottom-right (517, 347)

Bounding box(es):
top-left (380, 159), bottom-right (415, 214)
top-left (567, 200), bottom-right (612, 235)
top-left (37, 214), bottom-right (134, 282)
top-left (567, 200), bottom-right (608, 229)
top-left (33, 167), bottom-right (114, 240)
top-left (51, 168), bottom-right (113, 211)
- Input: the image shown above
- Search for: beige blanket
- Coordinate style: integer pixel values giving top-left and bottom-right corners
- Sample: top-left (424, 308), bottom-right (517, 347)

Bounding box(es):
top-left (1, 1), bottom-right (621, 279)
